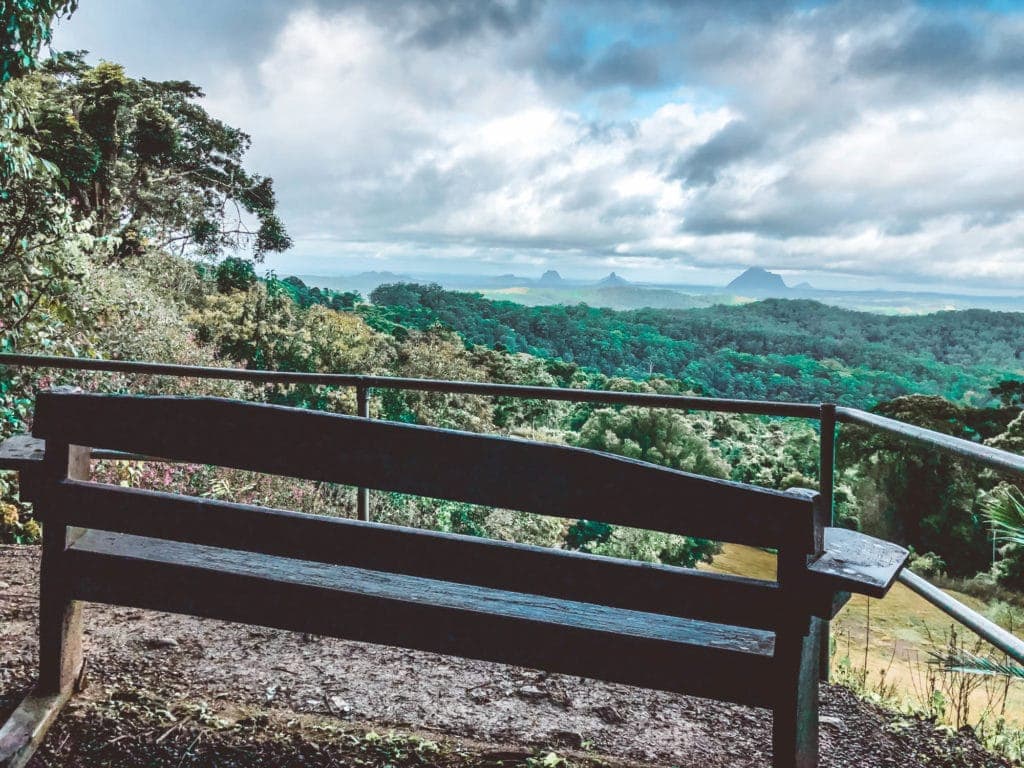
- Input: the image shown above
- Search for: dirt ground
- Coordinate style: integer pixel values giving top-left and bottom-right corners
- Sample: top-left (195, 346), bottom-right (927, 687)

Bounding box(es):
top-left (0, 544), bottom-right (1012, 767)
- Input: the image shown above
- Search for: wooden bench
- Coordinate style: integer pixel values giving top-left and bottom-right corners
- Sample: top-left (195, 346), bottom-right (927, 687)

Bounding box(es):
top-left (0, 391), bottom-right (909, 768)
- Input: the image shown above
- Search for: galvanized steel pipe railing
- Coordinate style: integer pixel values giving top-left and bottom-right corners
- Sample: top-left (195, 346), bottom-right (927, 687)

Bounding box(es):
top-left (899, 568), bottom-right (1024, 664)
top-left (836, 406), bottom-right (1024, 477)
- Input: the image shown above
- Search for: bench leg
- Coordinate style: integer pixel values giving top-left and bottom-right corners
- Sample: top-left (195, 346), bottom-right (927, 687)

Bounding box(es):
top-left (37, 443), bottom-right (90, 695)
top-left (38, 543), bottom-right (84, 695)
top-left (772, 616), bottom-right (822, 768)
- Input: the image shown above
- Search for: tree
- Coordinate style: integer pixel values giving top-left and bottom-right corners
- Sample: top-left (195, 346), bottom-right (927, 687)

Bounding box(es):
top-left (575, 406), bottom-right (730, 478)
top-left (1, 0), bottom-right (77, 81)
top-left (1, 0), bottom-right (77, 179)
top-left (0, 178), bottom-right (96, 354)
top-left (25, 54), bottom-right (291, 259)
top-left (191, 280), bottom-right (299, 371)
top-left (990, 379), bottom-right (1024, 408)
top-left (567, 406), bottom-right (726, 567)
top-left (838, 395), bottom-right (990, 576)
top-left (215, 257), bottom-right (257, 293)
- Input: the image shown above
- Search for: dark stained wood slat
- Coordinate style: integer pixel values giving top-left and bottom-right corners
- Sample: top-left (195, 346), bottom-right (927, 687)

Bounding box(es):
top-left (32, 392), bottom-right (814, 549)
top-left (49, 480), bottom-right (792, 630)
top-left (66, 530), bottom-right (778, 708)
top-left (807, 528), bottom-right (909, 599)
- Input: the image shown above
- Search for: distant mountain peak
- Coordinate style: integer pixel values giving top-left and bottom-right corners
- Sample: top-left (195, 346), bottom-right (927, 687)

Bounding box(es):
top-left (598, 272), bottom-right (629, 287)
top-left (351, 270), bottom-right (410, 281)
top-left (727, 267), bottom-right (788, 293)
top-left (539, 270), bottom-right (564, 285)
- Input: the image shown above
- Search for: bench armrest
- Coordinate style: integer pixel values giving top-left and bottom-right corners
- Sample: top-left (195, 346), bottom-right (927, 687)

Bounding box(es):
top-left (0, 434), bottom-right (46, 472)
top-left (808, 527), bottom-right (909, 599)
top-left (0, 435), bottom-right (48, 502)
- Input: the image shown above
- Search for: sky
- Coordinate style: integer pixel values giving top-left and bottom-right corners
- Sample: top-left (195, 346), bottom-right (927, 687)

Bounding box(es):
top-left (52, 0), bottom-right (1024, 292)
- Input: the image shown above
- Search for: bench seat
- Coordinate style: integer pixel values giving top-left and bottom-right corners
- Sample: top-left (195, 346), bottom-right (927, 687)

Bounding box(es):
top-left (68, 529), bottom-right (779, 708)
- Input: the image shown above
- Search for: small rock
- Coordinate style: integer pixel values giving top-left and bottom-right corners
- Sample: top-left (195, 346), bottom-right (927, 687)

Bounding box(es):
top-left (819, 715), bottom-right (846, 730)
top-left (517, 684), bottom-right (546, 700)
top-left (549, 687), bottom-right (573, 709)
top-left (549, 729), bottom-right (584, 749)
top-left (329, 696), bottom-right (352, 716)
top-left (467, 688), bottom-right (491, 704)
top-left (0, 581), bottom-right (11, 590)
top-left (143, 636), bottom-right (178, 650)
top-left (594, 704), bottom-right (625, 724)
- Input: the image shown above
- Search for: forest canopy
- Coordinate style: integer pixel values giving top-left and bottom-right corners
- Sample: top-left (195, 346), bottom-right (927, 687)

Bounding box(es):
top-left (367, 283), bottom-right (1024, 408)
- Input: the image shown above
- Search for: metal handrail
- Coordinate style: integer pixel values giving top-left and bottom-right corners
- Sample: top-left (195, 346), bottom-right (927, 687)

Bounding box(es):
top-left (2, 352), bottom-right (1024, 665)
top-left (898, 568), bottom-right (1024, 663)
top-left (836, 406), bottom-right (1024, 476)
top-left (0, 353), bottom-right (820, 417)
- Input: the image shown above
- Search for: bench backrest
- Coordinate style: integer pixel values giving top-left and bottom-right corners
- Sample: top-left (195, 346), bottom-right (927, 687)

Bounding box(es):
top-left (32, 391), bottom-right (822, 631)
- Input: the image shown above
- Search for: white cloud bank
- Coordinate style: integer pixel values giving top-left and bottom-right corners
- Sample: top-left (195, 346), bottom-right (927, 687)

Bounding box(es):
top-left (56, 1), bottom-right (1024, 290)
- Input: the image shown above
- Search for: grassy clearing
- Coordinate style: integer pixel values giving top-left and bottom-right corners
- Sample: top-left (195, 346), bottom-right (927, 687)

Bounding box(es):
top-left (704, 544), bottom-right (1024, 738)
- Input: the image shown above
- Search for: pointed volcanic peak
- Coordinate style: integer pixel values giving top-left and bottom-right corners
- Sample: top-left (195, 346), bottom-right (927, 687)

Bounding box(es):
top-left (727, 267), bottom-right (788, 294)
top-left (597, 272), bottom-right (630, 287)
top-left (538, 270), bottom-right (565, 286)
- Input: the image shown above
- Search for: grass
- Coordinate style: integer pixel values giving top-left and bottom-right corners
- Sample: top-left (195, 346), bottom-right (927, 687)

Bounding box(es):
top-left (703, 544), bottom-right (1024, 737)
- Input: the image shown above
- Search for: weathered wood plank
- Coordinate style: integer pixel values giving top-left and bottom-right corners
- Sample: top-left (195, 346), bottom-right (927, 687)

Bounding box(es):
top-left (0, 435), bottom-right (46, 499)
top-left (0, 687), bottom-right (73, 768)
top-left (0, 435), bottom-right (45, 472)
top-left (0, 437), bottom-right (190, 467)
top-left (50, 480), bottom-right (796, 629)
top-left (807, 528), bottom-right (909, 598)
top-left (32, 392), bottom-right (814, 549)
top-left (66, 530), bottom-right (779, 708)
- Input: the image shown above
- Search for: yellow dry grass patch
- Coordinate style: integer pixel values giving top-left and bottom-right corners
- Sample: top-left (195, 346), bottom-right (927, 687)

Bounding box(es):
top-left (702, 544), bottom-right (1024, 725)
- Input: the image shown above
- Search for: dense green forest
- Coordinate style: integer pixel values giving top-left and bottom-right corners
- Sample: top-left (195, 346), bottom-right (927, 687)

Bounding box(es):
top-left (366, 283), bottom-right (1024, 407)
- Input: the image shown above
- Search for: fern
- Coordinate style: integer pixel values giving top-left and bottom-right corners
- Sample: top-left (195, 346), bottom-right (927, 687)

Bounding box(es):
top-left (983, 485), bottom-right (1024, 547)
top-left (931, 648), bottom-right (1024, 679)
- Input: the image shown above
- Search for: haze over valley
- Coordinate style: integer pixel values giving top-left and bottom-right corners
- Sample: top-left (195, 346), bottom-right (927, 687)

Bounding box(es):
top-left (298, 266), bottom-right (1024, 314)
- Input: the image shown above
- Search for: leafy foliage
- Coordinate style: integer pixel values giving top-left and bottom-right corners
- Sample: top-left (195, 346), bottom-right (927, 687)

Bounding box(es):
top-left (838, 396), bottom-right (1021, 577)
top-left (1, 0), bottom-right (77, 82)
top-left (214, 256), bottom-right (257, 293)
top-left (20, 53), bottom-right (290, 259)
top-left (1, 1), bottom-right (77, 180)
top-left (278, 275), bottom-right (361, 311)
top-left (985, 486), bottom-right (1024, 548)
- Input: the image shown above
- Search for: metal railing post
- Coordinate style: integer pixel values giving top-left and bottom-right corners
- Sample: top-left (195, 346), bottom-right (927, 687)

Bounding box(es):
top-left (817, 402), bottom-right (837, 681)
top-left (356, 385), bottom-right (370, 522)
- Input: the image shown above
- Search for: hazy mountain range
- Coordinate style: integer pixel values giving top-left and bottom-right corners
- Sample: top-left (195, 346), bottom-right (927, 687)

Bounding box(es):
top-left (296, 268), bottom-right (1024, 315)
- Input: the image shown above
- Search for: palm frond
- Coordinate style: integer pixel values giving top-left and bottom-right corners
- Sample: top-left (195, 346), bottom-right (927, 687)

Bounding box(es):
top-left (983, 486), bottom-right (1024, 547)
top-left (930, 648), bottom-right (1024, 679)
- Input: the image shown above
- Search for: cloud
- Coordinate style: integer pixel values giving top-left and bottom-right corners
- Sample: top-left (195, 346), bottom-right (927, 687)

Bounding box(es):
top-left (583, 40), bottom-right (663, 88)
top-left (52, 0), bottom-right (1024, 289)
top-left (669, 120), bottom-right (764, 186)
top-left (406, 0), bottom-right (545, 48)
top-left (849, 14), bottom-right (1024, 88)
